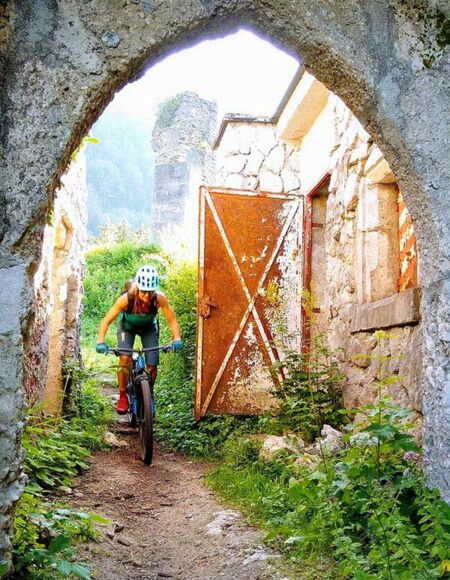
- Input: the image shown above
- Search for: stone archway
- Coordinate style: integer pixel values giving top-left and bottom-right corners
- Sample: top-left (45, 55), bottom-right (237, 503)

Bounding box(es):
top-left (1, 0), bottom-right (449, 561)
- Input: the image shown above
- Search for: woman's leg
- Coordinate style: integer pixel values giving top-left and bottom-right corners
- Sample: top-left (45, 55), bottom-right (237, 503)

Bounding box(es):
top-left (141, 324), bottom-right (159, 385)
top-left (146, 365), bottom-right (158, 385)
top-left (117, 325), bottom-right (135, 413)
top-left (118, 355), bottom-right (132, 392)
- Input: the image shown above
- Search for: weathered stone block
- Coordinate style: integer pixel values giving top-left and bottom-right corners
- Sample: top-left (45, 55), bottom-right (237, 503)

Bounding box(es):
top-left (263, 144), bottom-right (285, 173)
top-left (350, 287), bottom-right (421, 333)
top-left (256, 126), bottom-right (277, 156)
top-left (222, 173), bottom-right (240, 189)
top-left (259, 170), bottom-right (283, 193)
top-left (223, 154), bottom-right (247, 174)
top-left (224, 173), bottom-right (258, 190)
top-left (259, 434), bottom-right (305, 460)
top-left (281, 168), bottom-right (300, 192)
top-left (245, 149), bottom-right (264, 176)
top-left (343, 173), bottom-right (360, 211)
top-left (348, 333), bottom-right (377, 367)
top-left (349, 143), bottom-right (370, 166)
top-left (287, 148), bottom-right (302, 172)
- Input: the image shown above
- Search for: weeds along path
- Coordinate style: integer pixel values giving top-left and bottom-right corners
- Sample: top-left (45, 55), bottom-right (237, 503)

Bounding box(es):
top-left (69, 419), bottom-right (285, 579)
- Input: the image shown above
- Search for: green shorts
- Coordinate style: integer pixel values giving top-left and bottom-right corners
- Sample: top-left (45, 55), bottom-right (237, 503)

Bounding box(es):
top-left (117, 322), bottom-right (159, 366)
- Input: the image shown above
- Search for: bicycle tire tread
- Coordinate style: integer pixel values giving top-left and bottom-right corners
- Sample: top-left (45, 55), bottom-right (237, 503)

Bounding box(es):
top-left (139, 379), bottom-right (154, 465)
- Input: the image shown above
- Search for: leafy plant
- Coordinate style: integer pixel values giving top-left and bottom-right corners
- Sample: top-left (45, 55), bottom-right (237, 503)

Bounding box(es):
top-left (271, 291), bottom-right (344, 441)
top-left (272, 337), bottom-right (344, 441)
top-left (12, 382), bottom-right (112, 578)
top-left (23, 383), bottom-right (112, 493)
top-left (13, 492), bottom-right (99, 579)
top-left (208, 330), bottom-right (450, 579)
top-left (70, 134), bottom-right (99, 163)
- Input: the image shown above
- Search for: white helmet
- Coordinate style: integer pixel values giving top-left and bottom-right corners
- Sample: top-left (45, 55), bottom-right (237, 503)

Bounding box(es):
top-left (135, 265), bottom-right (159, 291)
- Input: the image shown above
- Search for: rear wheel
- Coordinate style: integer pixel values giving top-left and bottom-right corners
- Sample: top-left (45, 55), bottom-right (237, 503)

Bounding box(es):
top-left (138, 379), bottom-right (153, 465)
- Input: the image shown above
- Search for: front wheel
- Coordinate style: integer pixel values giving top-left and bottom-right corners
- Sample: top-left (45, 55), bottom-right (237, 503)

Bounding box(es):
top-left (138, 379), bottom-right (153, 465)
top-left (127, 381), bottom-right (137, 428)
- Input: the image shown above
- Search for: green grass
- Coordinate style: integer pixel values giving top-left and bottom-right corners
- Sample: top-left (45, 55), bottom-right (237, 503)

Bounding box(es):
top-left (206, 420), bottom-right (450, 580)
top-left (206, 446), bottom-right (336, 579)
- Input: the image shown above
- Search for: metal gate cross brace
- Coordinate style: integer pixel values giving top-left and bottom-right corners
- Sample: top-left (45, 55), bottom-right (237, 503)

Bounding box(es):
top-left (200, 191), bottom-right (300, 416)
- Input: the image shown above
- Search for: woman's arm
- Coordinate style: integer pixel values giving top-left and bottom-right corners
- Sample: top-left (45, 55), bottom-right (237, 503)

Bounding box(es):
top-left (97, 294), bottom-right (129, 343)
top-left (157, 293), bottom-right (181, 341)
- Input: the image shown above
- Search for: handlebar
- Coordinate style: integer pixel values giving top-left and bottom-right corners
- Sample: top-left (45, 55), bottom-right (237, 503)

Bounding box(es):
top-left (106, 345), bottom-right (173, 356)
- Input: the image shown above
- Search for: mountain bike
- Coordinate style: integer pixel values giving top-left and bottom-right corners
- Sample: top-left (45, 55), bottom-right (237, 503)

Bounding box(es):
top-left (107, 345), bottom-right (172, 465)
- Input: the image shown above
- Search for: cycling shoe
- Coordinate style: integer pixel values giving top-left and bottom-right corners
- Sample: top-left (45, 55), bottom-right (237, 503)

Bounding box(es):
top-left (116, 392), bottom-right (128, 415)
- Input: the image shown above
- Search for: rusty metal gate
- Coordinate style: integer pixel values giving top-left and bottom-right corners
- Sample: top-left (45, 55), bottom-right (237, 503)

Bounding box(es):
top-left (195, 186), bottom-right (301, 419)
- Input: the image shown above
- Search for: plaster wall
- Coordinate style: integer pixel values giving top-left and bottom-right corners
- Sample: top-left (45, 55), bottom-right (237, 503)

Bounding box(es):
top-left (0, 0), bottom-right (449, 566)
top-left (24, 154), bottom-right (87, 412)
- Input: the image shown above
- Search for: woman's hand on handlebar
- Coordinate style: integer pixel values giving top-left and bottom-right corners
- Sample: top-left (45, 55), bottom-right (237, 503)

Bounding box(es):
top-left (96, 344), bottom-right (177, 356)
top-left (96, 342), bottom-right (108, 354)
top-left (171, 339), bottom-right (183, 352)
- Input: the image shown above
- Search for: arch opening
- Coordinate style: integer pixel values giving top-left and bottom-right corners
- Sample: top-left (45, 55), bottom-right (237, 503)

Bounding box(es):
top-left (1, 1), bottom-right (449, 566)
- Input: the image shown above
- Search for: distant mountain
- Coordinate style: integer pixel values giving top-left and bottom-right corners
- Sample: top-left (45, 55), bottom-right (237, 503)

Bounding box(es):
top-left (85, 110), bottom-right (155, 236)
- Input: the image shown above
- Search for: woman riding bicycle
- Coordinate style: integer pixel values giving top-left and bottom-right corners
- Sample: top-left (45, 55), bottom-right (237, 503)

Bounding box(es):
top-left (95, 265), bottom-right (183, 414)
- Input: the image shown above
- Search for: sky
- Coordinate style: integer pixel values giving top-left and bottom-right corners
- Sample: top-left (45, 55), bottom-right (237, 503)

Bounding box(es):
top-left (106, 29), bottom-right (300, 123)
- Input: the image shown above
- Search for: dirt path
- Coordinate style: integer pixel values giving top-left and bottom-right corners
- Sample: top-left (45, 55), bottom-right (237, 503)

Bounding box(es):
top-left (70, 421), bottom-right (289, 580)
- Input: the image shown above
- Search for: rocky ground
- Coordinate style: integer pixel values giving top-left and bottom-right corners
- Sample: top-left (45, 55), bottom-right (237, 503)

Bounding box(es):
top-left (69, 420), bottom-right (291, 580)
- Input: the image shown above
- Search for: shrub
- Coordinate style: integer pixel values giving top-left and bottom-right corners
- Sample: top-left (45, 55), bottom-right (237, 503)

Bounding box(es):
top-left (271, 331), bottom-right (345, 441)
top-left (11, 382), bottom-right (112, 578)
top-left (82, 241), bottom-right (165, 343)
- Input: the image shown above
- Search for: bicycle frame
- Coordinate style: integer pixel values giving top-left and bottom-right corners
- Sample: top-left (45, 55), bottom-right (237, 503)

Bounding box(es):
top-left (107, 345), bottom-right (172, 464)
top-left (108, 345), bottom-right (171, 409)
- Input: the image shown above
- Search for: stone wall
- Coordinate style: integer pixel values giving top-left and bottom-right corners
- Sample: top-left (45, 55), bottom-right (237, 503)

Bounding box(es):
top-left (0, 0), bottom-right (449, 566)
top-left (151, 92), bottom-right (217, 248)
top-left (215, 89), bottom-right (423, 431)
top-left (24, 154), bottom-right (87, 413)
top-left (215, 119), bottom-right (301, 196)
top-left (316, 96), bottom-right (423, 426)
